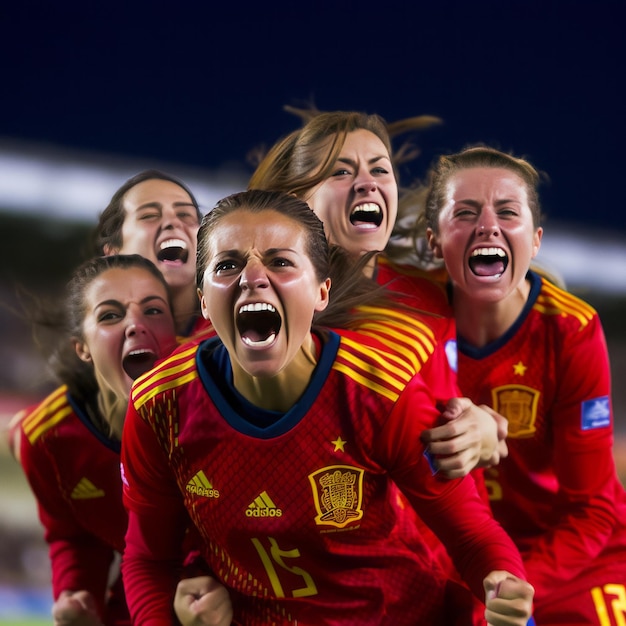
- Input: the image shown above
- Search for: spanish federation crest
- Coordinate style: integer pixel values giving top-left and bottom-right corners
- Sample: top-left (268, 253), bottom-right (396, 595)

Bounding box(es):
top-left (308, 465), bottom-right (364, 529)
top-left (492, 384), bottom-right (540, 438)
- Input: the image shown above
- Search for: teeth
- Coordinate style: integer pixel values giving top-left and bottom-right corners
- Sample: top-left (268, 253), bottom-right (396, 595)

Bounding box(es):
top-left (471, 247), bottom-right (505, 257)
top-left (350, 203), bottom-right (381, 215)
top-left (160, 238), bottom-right (187, 250)
top-left (239, 303), bottom-right (276, 314)
top-left (128, 349), bottom-right (152, 356)
top-left (242, 333), bottom-right (276, 347)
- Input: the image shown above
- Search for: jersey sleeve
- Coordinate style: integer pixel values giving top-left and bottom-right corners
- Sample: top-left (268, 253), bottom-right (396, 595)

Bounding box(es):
top-left (121, 399), bottom-right (190, 625)
top-left (376, 374), bottom-right (527, 601)
top-left (523, 313), bottom-right (620, 588)
top-left (18, 413), bottom-right (113, 615)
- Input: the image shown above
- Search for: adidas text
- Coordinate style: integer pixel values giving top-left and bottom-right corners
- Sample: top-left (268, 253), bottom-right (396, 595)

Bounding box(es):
top-left (246, 507), bottom-right (282, 517)
top-left (186, 485), bottom-right (220, 498)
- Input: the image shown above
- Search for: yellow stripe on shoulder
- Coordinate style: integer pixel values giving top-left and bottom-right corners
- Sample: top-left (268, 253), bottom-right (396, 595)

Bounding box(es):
top-left (332, 360), bottom-right (400, 403)
top-left (337, 338), bottom-right (413, 389)
top-left (349, 306), bottom-right (438, 372)
top-left (355, 305), bottom-right (437, 340)
top-left (333, 335), bottom-right (423, 401)
top-left (131, 346), bottom-right (200, 408)
top-left (22, 386), bottom-right (74, 445)
top-left (134, 370), bottom-right (198, 407)
top-left (535, 279), bottom-right (596, 328)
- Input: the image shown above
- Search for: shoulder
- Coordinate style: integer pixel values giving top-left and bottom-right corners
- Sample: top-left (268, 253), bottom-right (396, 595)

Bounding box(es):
top-left (375, 256), bottom-right (451, 315)
top-left (348, 302), bottom-right (447, 372)
top-left (533, 273), bottom-right (599, 332)
top-left (334, 327), bottom-right (424, 403)
top-left (17, 385), bottom-right (75, 448)
top-left (130, 341), bottom-right (201, 409)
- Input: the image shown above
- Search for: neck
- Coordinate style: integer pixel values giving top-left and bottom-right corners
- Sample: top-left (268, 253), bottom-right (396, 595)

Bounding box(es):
top-left (171, 286), bottom-right (201, 335)
top-left (453, 278), bottom-right (531, 348)
top-left (96, 388), bottom-right (127, 440)
top-left (232, 335), bottom-right (318, 412)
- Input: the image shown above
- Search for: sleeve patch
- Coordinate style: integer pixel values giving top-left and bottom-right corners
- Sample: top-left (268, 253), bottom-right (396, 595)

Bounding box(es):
top-left (581, 396), bottom-right (610, 430)
top-left (445, 339), bottom-right (458, 374)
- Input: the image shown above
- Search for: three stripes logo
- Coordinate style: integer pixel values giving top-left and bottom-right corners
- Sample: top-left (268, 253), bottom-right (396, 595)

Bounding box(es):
top-left (246, 491), bottom-right (282, 518)
top-left (71, 477), bottom-right (105, 499)
top-left (186, 470), bottom-right (220, 498)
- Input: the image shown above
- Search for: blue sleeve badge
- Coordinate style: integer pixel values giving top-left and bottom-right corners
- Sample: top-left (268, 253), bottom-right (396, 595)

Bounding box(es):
top-left (581, 396), bottom-right (610, 430)
top-left (445, 339), bottom-right (458, 374)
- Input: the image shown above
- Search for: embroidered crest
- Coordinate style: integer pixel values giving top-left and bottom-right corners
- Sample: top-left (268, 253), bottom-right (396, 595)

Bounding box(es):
top-left (492, 384), bottom-right (540, 438)
top-left (309, 465), bottom-right (364, 528)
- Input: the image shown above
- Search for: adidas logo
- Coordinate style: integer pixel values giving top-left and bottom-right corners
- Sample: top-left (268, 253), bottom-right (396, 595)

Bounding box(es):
top-left (186, 470), bottom-right (220, 498)
top-left (71, 477), bottom-right (105, 499)
top-left (246, 491), bottom-right (282, 518)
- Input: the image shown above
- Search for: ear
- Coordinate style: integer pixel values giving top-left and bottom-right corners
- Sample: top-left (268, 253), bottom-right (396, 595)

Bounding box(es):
top-left (74, 339), bottom-right (92, 363)
top-left (531, 227), bottom-right (543, 258)
top-left (198, 288), bottom-right (210, 320)
top-left (426, 227), bottom-right (443, 259)
top-left (315, 278), bottom-right (331, 312)
top-left (103, 243), bottom-right (119, 256)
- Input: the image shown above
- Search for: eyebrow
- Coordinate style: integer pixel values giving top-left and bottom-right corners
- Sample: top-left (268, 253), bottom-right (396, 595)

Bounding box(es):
top-left (94, 295), bottom-right (169, 308)
top-left (337, 154), bottom-right (390, 167)
top-left (216, 247), bottom-right (297, 257)
top-left (455, 198), bottom-right (522, 207)
top-left (135, 201), bottom-right (196, 210)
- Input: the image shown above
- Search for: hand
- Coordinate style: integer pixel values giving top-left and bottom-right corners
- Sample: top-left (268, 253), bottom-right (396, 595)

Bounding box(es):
top-left (484, 571), bottom-right (534, 626)
top-left (420, 398), bottom-right (508, 478)
top-left (174, 575), bottom-right (233, 626)
top-left (52, 590), bottom-right (103, 626)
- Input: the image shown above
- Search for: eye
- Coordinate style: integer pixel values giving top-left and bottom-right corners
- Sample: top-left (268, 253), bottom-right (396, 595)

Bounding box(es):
top-left (331, 167), bottom-right (352, 177)
top-left (97, 310), bottom-right (123, 323)
top-left (214, 259), bottom-right (239, 275)
top-left (145, 306), bottom-right (166, 316)
top-left (178, 209), bottom-right (199, 224)
top-left (138, 212), bottom-right (160, 221)
top-left (498, 206), bottom-right (519, 217)
top-left (372, 166), bottom-right (390, 175)
top-left (454, 207), bottom-right (477, 218)
top-left (270, 256), bottom-right (294, 268)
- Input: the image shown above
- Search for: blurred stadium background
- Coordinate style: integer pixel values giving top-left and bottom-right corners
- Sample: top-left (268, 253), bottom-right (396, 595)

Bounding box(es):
top-left (0, 141), bottom-right (624, 623)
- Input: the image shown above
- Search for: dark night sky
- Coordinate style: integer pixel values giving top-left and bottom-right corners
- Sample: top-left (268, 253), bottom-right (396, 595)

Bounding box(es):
top-left (1, 1), bottom-right (625, 233)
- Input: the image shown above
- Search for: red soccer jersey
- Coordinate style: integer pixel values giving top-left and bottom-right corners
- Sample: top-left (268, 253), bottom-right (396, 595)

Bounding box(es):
top-left (457, 271), bottom-right (626, 623)
top-left (122, 324), bottom-right (526, 625)
top-left (17, 385), bottom-right (129, 625)
top-left (372, 257), bottom-right (487, 624)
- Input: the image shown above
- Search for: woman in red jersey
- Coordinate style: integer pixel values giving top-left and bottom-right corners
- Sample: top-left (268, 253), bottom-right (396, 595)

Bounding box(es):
top-left (424, 145), bottom-right (626, 625)
top-left (174, 109), bottom-right (506, 626)
top-left (121, 189), bottom-right (534, 626)
top-left (94, 169), bottom-right (212, 339)
top-left (248, 108), bottom-right (507, 473)
top-left (11, 254), bottom-right (231, 626)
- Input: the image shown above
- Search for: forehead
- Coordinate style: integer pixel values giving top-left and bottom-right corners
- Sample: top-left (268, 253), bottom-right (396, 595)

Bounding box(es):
top-left (449, 167), bottom-right (528, 201)
top-left (209, 209), bottom-right (307, 253)
top-left (84, 267), bottom-right (168, 305)
top-left (122, 179), bottom-right (194, 211)
top-left (339, 129), bottom-right (390, 158)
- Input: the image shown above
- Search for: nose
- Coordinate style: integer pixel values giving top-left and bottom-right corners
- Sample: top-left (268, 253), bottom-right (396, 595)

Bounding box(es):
top-left (477, 212), bottom-right (500, 237)
top-left (161, 207), bottom-right (184, 229)
top-left (125, 307), bottom-right (148, 337)
top-left (239, 259), bottom-right (269, 291)
top-left (354, 175), bottom-right (377, 194)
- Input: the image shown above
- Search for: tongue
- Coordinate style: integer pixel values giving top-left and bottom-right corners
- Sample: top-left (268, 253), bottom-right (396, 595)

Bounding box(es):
top-left (473, 259), bottom-right (505, 276)
top-left (242, 332), bottom-right (276, 347)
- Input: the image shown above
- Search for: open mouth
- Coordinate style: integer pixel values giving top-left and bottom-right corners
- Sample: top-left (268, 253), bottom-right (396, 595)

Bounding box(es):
top-left (237, 303), bottom-right (282, 347)
top-left (350, 203), bottom-right (383, 228)
top-left (122, 349), bottom-right (159, 380)
top-left (157, 238), bottom-right (189, 263)
top-left (469, 247), bottom-right (509, 277)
